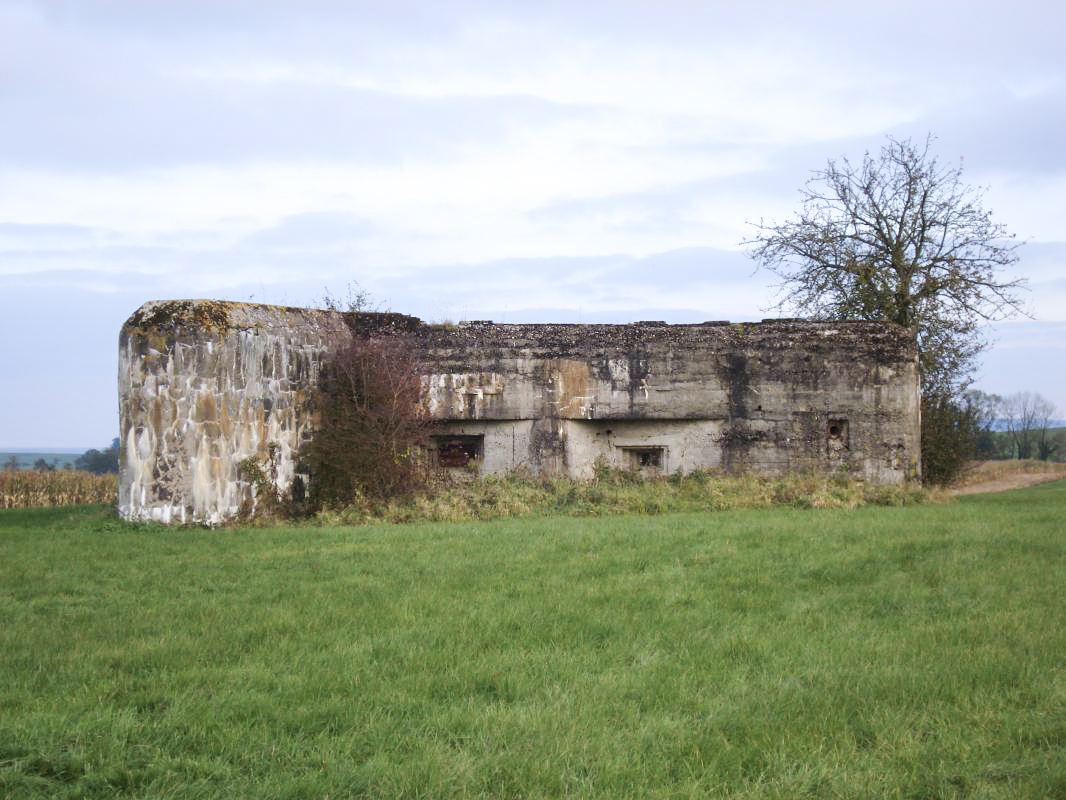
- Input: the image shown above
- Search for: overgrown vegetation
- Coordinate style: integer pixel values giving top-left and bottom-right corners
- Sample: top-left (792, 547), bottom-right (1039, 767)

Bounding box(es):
top-left (2, 482), bottom-right (1064, 798)
top-left (0, 469), bottom-right (117, 508)
top-left (292, 283), bottom-right (434, 511)
top-left (300, 332), bottom-right (433, 508)
top-left (919, 393), bottom-right (983, 486)
top-left (310, 466), bottom-right (934, 526)
top-left (236, 444), bottom-right (294, 519)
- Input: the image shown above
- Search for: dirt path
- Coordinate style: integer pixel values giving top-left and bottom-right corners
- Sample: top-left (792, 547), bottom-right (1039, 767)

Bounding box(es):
top-left (949, 463), bottom-right (1066, 496)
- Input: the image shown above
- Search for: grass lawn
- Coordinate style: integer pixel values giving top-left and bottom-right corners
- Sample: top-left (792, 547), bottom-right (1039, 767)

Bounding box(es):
top-left (1, 483), bottom-right (1064, 798)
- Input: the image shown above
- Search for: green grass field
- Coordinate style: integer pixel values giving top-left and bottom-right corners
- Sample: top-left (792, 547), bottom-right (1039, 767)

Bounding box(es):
top-left (1, 483), bottom-right (1064, 798)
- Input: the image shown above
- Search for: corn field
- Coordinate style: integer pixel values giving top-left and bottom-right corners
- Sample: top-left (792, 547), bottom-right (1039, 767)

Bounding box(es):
top-left (0, 470), bottom-right (118, 508)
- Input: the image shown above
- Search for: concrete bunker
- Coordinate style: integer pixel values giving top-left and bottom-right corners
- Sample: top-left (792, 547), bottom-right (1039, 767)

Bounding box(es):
top-left (118, 300), bottom-right (921, 524)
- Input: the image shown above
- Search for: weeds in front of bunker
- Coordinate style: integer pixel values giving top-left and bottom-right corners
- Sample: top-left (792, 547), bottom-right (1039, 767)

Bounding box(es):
top-left (310, 465), bottom-right (936, 526)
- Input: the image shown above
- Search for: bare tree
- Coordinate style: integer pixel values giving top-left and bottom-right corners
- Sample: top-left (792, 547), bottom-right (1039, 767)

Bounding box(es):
top-left (319, 280), bottom-right (381, 314)
top-left (1003, 392), bottom-right (1058, 460)
top-left (963, 389), bottom-right (1002, 431)
top-left (747, 135), bottom-right (1028, 484)
top-left (748, 134), bottom-right (1025, 398)
top-left (963, 389), bottom-right (1004, 458)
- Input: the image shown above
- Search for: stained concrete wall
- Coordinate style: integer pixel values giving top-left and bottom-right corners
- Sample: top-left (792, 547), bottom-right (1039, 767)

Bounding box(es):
top-left (119, 301), bottom-right (342, 523)
top-left (419, 319), bottom-right (920, 484)
top-left (119, 300), bottom-right (921, 523)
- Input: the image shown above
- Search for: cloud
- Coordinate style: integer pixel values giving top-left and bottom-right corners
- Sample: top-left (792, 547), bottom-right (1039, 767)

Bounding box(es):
top-left (1, 73), bottom-right (583, 170)
top-left (241, 212), bottom-right (380, 249)
top-left (843, 83), bottom-right (1066, 187)
top-left (0, 222), bottom-right (102, 242)
top-left (974, 322), bottom-right (1066, 412)
top-left (364, 247), bottom-right (768, 325)
top-left (12, 0), bottom-right (1061, 177)
top-left (599, 248), bottom-right (754, 287)
top-left (987, 320), bottom-right (1066, 351)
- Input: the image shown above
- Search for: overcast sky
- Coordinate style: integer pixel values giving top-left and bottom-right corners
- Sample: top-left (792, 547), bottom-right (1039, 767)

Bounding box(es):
top-left (2, 0), bottom-right (1063, 448)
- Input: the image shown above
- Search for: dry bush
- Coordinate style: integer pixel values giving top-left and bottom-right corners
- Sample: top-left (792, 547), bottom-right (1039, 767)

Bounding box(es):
top-left (302, 332), bottom-right (433, 508)
top-left (1, 469), bottom-right (118, 508)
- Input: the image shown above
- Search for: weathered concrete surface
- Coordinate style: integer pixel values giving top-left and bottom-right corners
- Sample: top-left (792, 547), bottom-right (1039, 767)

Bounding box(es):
top-left (119, 301), bottom-right (347, 523)
top-left (119, 300), bottom-right (921, 523)
top-left (420, 320), bottom-right (920, 482)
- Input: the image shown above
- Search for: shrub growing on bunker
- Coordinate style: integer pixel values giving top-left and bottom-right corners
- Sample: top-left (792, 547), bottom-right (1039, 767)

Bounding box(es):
top-left (302, 332), bottom-right (432, 507)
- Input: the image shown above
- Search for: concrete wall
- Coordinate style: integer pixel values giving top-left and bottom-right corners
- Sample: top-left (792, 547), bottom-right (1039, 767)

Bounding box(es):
top-left (119, 301), bottom-right (921, 523)
top-left (119, 301), bottom-right (341, 523)
top-left (420, 319), bottom-right (920, 484)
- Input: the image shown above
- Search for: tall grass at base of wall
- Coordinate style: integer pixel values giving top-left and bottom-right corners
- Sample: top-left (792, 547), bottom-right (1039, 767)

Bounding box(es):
top-left (0, 470), bottom-right (118, 509)
top-left (311, 467), bottom-right (937, 527)
top-left (0, 464), bottom-right (935, 521)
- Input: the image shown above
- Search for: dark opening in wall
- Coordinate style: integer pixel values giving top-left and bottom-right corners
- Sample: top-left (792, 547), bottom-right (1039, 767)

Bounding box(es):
top-left (827, 418), bottom-right (849, 449)
top-left (622, 446), bottom-right (666, 472)
top-left (434, 434), bottom-right (484, 467)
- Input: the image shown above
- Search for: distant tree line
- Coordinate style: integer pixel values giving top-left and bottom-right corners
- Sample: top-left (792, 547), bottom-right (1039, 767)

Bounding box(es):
top-left (74, 438), bottom-right (121, 474)
top-left (3, 439), bottom-right (122, 474)
top-left (966, 391), bottom-right (1062, 462)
